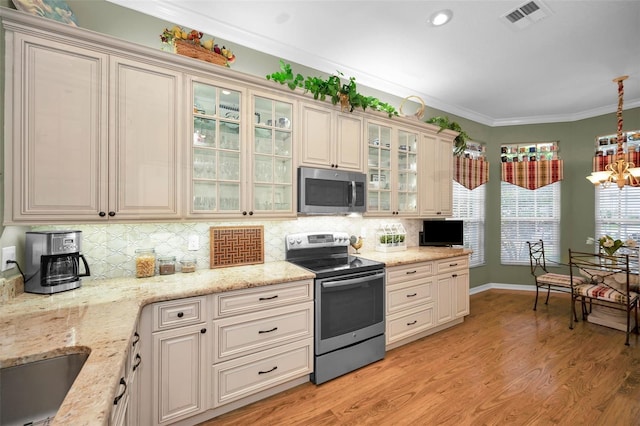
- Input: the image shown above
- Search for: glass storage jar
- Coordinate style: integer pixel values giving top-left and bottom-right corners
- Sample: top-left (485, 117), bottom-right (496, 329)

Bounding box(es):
top-left (158, 256), bottom-right (176, 275)
top-left (135, 248), bottom-right (156, 278)
top-left (180, 255), bottom-right (197, 273)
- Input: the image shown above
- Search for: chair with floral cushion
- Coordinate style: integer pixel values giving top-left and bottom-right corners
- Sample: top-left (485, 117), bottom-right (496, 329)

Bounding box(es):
top-left (527, 240), bottom-right (585, 311)
top-left (569, 250), bottom-right (640, 345)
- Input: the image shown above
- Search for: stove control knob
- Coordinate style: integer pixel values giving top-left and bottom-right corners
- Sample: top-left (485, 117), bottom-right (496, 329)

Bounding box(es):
top-left (296, 238), bottom-right (302, 244)
top-left (287, 237), bottom-right (296, 245)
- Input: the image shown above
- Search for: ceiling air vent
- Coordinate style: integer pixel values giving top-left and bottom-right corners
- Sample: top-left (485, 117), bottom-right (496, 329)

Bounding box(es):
top-left (501, 1), bottom-right (552, 30)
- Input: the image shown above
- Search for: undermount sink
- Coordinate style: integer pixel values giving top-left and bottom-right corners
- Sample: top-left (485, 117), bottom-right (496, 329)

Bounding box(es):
top-left (0, 352), bottom-right (89, 426)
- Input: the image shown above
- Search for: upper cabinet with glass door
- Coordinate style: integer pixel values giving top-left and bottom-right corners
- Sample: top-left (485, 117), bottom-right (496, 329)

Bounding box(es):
top-left (367, 121), bottom-right (393, 215)
top-left (251, 92), bottom-right (295, 217)
top-left (396, 129), bottom-right (419, 216)
top-left (190, 78), bottom-right (244, 216)
top-left (366, 121), bottom-right (419, 216)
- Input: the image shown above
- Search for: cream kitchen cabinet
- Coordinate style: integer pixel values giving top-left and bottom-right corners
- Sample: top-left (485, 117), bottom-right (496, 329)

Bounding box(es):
top-left (4, 31), bottom-right (182, 223)
top-left (299, 102), bottom-right (363, 171)
top-left (435, 256), bottom-right (470, 325)
top-left (366, 120), bottom-right (419, 216)
top-left (385, 261), bottom-right (435, 348)
top-left (420, 133), bottom-right (454, 217)
top-left (110, 326), bottom-right (142, 426)
top-left (211, 280), bottom-right (313, 408)
top-left (188, 79), bottom-right (296, 218)
top-left (139, 296), bottom-right (208, 425)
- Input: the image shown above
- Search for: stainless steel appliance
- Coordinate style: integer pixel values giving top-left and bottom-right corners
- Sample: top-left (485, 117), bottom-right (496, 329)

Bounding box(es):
top-left (297, 167), bottom-right (366, 215)
top-left (286, 231), bottom-right (385, 384)
top-left (25, 230), bottom-right (90, 294)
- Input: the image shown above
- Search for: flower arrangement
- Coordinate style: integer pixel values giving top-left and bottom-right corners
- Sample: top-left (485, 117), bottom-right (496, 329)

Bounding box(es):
top-left (160, 25), bottom-right (236, 64)
top-left (586, 235), bottom-right (637, 256)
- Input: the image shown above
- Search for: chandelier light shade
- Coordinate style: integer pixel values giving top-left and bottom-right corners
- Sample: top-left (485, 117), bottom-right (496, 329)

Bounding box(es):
top-left (586, 76), bottom-right (640, 189)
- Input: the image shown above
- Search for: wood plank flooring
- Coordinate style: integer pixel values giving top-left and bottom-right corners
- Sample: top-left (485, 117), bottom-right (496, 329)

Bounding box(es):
top-left (200, 290), bottom-right (640, 425)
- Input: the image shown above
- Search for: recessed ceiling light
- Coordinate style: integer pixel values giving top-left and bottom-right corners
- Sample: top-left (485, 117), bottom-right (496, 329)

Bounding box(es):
top-left (428, 9), bottom-right (453, 27)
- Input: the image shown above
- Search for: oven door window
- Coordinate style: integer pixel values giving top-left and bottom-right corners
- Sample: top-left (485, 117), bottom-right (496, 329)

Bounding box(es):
top-left (319, 272), bottom-right (384, 339)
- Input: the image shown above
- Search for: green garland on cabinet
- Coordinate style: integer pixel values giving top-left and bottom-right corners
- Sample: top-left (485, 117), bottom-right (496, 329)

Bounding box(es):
top-left (425, 116), bottom-right (470, 156)
top-left (266, 60), bottom-right (399, 118)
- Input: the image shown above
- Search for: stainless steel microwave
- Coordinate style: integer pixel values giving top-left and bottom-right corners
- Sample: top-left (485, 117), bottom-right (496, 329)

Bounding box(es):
top-left (297, 167), bottom-right (366, 215)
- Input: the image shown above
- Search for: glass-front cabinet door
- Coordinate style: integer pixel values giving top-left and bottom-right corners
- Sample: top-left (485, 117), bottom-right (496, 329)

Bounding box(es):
top-left (190, 78), bottom-right (243, 215)
top-left (251, 93), bottom-right (294, 216)
top-left (396, 129), bottom-right (419, 215)
top-left (367, 121), bottom-right (393, 214)
top-left (366, 121), bottom-right (420, 216)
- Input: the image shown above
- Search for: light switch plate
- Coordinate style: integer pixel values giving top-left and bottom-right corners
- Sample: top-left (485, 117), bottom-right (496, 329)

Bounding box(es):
top-left (188, 235), bottom-right (199, 251)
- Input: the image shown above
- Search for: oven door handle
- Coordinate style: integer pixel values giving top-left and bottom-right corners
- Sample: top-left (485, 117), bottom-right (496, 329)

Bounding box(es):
top-left (322, 271), bottom-right (385, 288)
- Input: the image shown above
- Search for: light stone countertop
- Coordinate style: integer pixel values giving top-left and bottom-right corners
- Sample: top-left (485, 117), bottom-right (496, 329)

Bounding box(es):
top-left (0, 247), bottom-right (469, 425)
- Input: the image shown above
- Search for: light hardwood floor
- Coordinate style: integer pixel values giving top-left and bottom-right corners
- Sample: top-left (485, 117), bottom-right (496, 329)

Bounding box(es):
top-left (201, 290), bottom-right (640, 425)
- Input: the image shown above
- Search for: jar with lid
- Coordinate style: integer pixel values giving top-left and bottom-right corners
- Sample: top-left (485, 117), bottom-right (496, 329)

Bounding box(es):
top-left (158, 256), bottom-right (176, 275)
top-left (135, 248), bottom-right (156, 278)
top-left (180, 255), bottom-right (197, 273)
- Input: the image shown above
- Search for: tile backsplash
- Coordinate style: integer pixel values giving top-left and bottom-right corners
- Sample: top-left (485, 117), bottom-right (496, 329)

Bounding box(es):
top-left (34, 217), bottom-right (423, 281)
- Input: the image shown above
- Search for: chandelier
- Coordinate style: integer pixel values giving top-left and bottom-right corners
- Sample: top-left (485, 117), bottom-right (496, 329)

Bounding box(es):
top-left (586, 76), bottom-right (640, 189)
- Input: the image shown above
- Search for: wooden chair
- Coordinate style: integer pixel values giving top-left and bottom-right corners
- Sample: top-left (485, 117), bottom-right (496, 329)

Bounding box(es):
top-left (527, 240), bottom-right (584, 311)
top-left (569, 250), bottom-right (639, 346)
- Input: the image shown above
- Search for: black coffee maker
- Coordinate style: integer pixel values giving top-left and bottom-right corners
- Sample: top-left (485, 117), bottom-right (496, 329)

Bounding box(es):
top-left (25, 230), bottom-right (90, 294)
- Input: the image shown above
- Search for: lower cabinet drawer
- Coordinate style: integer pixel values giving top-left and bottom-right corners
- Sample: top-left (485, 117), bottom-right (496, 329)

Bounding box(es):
top-left (386, 278), bottom-right (434, 315)
top-left (153, 296), bottom-right (206, 331)
top-left (386, 304), bottom-right (435, 345)
top-left (435, 256), bottom-right (468, 275)
top-left (211, 338), bottom-right (313, 407)
top-left (213, 302), bottom-right (313, 363)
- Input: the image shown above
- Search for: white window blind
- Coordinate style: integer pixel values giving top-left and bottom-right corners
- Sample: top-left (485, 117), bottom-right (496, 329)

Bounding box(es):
top-left (452, 181), bottom-right (485, 267)
top-left (500, 181), bottom-right (561, 264)
top-left (595, 186), bottom-right (640, 243)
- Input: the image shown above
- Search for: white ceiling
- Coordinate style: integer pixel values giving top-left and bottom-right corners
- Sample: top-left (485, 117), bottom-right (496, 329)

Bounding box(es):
top-left (107, 0), bottom-right (640, 127)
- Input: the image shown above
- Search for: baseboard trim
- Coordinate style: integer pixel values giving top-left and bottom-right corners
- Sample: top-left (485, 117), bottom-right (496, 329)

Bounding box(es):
top-left (470, 283), bottom-right (537, 295)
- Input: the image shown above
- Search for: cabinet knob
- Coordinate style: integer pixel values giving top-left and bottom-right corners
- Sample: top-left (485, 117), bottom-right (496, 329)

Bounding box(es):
top-left (249, 211), bottom-right (254, 216)
top-left (242, 211), bottom-right (247, 216)
top-left (200, 328), bottom-right (207, 334)
top-left (99, 211), bottom-right (106, 217)
top-left (177, 312), bottom-right (184, 318)
top-left (108, 211), bottom-right (116, 217)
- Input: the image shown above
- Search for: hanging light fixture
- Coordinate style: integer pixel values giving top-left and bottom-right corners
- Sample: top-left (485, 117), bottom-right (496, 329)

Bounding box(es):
top-left (586, 76), bottom-right (640, 189)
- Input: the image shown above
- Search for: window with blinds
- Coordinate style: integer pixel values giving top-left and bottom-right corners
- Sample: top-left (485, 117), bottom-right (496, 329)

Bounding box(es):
top-left (452, 181), bottom-right (485, 267)
top-left (500, 181), bottom-right (561, 264)
top-left (595, 186), bottom-right (640, 243)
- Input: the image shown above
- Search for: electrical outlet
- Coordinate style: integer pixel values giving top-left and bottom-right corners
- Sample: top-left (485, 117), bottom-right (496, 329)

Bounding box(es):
top-left (188, 235), bottom-right (199, 251)
top-left (2, 246), bottom-right (16, 272)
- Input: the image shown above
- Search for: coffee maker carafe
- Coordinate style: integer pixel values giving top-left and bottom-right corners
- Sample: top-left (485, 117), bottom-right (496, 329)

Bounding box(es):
top-left (25, 230), bottom-right (90, 294)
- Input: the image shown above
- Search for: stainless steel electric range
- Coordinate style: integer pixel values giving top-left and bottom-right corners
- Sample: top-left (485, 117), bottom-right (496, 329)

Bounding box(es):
top-left (285, 232), bottom-right (386, 384)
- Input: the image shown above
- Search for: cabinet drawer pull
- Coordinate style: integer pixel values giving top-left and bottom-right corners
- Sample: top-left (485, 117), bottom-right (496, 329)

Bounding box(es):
top-left (407, 320), bottom-right (418, 326)
top-left (449, 263), bottom-right (458, 267)
top-left (405, 270), bottom-right (417, 275)
top-left (201, 328), bottom-right (207, 334)
top-left (113, 377), bottom-right (127, 405)
top-left (132, 353), bottom-right (142, 371)
top-left (258, 366), bottom-right (278, 375)
top-left (258, 327), bottom-right (278, 334)
top-left (132, 332), bottom-right (140, 347)
top-left (259, 295), bottom-right (278, 301)
top-left (406, 293), bottom-right (417, 298)
top-left (177, 312), bottom-right (184, 318)
top-left (452, 274), bottom-right (458, 278)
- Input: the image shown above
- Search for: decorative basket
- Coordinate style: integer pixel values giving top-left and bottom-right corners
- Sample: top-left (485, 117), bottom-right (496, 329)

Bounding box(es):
top-left (174, 39), bottom-right (228, 66)
top-left (399, 95), bottom-right (426, 120)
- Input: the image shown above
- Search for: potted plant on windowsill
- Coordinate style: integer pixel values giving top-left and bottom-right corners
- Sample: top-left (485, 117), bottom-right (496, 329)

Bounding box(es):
top-left (266, 60), bottom-right (399, 117)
